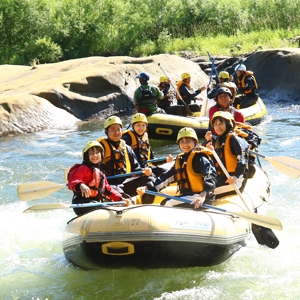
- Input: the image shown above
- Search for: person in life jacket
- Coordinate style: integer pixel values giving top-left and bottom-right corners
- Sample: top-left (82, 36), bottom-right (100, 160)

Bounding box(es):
top-left (207, 87), bottom-right (245, 136)
top-left (231, 64), bottom-right (259, 109)
top-left (68, 141), bottom-right (131, 216)
top-left (122, 113), bottom-right (173, 177)
top-left (207, 71), bottom-right (236, 99)
top-left (157, 76), bottom-right (186, 116)
top-left (205, 111), bottom-right (249, 197)
top-left (137, 127), bottom-right (217, 209)
top-left (97, 115), bottom-right (156, 204)
top-left (176, 72), bottom-right (207, 115)
top-left (134, 72), bottom-right (165, 116)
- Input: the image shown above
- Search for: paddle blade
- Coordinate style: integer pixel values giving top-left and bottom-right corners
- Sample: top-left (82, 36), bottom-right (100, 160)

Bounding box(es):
top-left (17, 181), bottom-right (66, 201)
top-left (23, 203), bottom-right (70, 213)
top-left (233, 211), bottom-right (283, 231)
top-left (268, 156), bottom-right (300, 179)
top-left (64, 168), bottom-right (70, 183)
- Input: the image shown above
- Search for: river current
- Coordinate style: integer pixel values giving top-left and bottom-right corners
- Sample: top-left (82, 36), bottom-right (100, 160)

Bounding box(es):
top-left (1, 99), bottom-right (300, 300)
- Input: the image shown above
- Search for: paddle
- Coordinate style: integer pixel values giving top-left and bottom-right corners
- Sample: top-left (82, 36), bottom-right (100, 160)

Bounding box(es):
top-left (144, 190), bottom-right (282, 231)
top-left (18, 171), bottom-right (145, 202)
top-left (206, 49), bottom-right (219, 82)
top-left (211, 149), bottom-right (280, 248)
top-left (23, 201), bottom-right (126, 213)
top-left (144, 157), bottom-right (167, 164)
top-left (249, 150), bottom-right (300, 179)
top-left (158, 63), bottom-right (193, 116)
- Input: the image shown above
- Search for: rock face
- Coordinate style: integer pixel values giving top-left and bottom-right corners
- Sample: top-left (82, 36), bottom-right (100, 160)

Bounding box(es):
top-left (0, 54), bottom-right (208, 136)
top-left (1, 48), bottom-right (300, 137)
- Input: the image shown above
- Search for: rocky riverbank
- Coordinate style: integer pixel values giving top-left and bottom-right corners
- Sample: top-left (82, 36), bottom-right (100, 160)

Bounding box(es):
top-left (1, 48), bottom-right (300, 137)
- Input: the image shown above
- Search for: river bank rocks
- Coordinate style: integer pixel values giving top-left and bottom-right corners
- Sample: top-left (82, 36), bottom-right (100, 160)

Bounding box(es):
top-left (0, 55), bottom-right (208, 137)
top-left (1, 48), bottom-right (300, 137)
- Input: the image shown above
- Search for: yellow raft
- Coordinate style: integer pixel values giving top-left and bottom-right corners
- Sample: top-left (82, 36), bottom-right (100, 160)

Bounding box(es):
top-left (147, 97), bottom-right (267, 140)
top-left (62, 165), bottom-right (270, 269)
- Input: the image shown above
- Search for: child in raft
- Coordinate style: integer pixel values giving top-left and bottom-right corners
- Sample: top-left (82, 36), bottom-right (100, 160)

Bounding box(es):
top-left (137, 127), bottom-right (217, 209)
top-left (122, 113), bottom-right (173, 177)
top-left (205, 111), bottom-right (249, 196)
top-left (68, 141), bottom-right (131, 216)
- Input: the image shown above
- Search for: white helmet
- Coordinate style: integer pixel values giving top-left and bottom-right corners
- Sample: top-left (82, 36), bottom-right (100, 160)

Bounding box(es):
top-left (235, 64), bottom-right (246, 72)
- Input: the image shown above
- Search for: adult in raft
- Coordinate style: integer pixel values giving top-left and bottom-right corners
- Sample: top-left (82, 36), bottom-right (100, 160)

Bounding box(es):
top-left (97, 115), bottom-right (155, 203)
top-left (122, 113), bottom-right (173, 177)
top-left (134, 72), bottom-right (165, 116)
top-left (176, 72), bottom-right (206, 115)
top-left (157, 76), bottom-right (186, 116)
top-left (68, 141), bottom-right (131, 216)
top-left (137, 127), bottom-right (217, 209)
top-left (206, 111), bottom-right (249, 196)
top-left (207, 71), bottom-right (235, 99)
top-left (230, 64), bottom-right (259, 109)
top-left (207, 86), bottom-right (244, 135)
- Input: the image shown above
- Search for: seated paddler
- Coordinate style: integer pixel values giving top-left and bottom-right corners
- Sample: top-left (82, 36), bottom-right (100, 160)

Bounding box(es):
top-left (97, 115), bottom-right (156, 204)
top-left (68, 141), bottom-right (131, 216)
top-left (137, 127), bottom-right (217, 209)
top-left (122, 113), bottom-right (173, 177)
top-left (205, 111), bottom-right (249, 197)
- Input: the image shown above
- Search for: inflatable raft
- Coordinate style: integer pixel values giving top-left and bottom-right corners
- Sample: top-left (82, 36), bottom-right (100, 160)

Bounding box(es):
top-left (62, 165), bottom-right (271, 269)
top-left (147, 97), bottom-right (267, 140)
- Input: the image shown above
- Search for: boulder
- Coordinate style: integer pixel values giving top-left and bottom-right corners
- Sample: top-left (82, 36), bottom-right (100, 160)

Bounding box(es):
top-left (0, 54), bottom-right (208, 136)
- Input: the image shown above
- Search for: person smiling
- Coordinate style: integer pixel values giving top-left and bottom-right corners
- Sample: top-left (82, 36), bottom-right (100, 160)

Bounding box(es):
top-left (137, 127), bottom-right (217, 209)
top-left (68, 141), bottom-right (131, 216)
top-left (122, 113), bottom-right (173, 177)
top-left (97, 115), bottom-right (156, 204)
top-left (206, 111), bottom-right (249, 196)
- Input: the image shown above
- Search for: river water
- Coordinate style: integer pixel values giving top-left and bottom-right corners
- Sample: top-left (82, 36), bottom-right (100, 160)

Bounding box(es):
top-left (1, 99), bottom-right (300, 300)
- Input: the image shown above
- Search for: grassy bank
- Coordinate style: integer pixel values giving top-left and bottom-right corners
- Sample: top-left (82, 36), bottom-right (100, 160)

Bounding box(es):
top-left (1, 0), bottom-right (299, 65)
top-left (132, 28), bottom-right (299, 57)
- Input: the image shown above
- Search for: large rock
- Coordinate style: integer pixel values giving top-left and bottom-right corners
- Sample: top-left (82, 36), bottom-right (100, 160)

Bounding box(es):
top-left (0, 54), bottom-right (208, 136)
top-left (243, 48), bottom-right (300, 100)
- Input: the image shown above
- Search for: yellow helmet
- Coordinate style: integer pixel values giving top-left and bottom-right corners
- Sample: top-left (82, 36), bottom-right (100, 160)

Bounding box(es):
top-left (211, 111), bottom-right (235, 128)
top-left (160, 76), bottom-right (168, 83)
top-left (181, 72), bottom-right (191, 80)
top-left (177, 127), bottom-right (198, 144)
top-left (132, 113), bottom-right (148, 124)
top-left (219, 71), bottom-right (230, 79)
top-left (82, 141), bottom-right (104, 160)
top-left (104, 116), bottom-right (123, 129)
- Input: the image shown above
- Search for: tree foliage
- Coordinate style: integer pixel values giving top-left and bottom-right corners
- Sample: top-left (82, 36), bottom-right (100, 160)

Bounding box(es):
top-left (0, 0), bottom-right (299, 64)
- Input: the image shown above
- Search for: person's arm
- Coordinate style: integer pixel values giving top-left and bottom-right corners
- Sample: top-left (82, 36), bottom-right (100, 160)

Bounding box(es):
top-left (68, 165), bottom-right (90, 192)
top-left (237, 76), bottom-right (254, 94)
top-left (126, 145), bottom-right (143, 172)
top-left (103, 176), bottom-right (122, 201)
top-left (207, 86), bottom-right (219, 99)
top-left (162, 83), bottom-right (170, 97)
top-left (147, 165), bottom-right (176, 191)
top-left (134, 88), bottom-right (141, 112)
top-left (179, 84), bottom-right (200, 101)
top-left (234, 109), bottom-right (245, 123)
top-left (230, 136), bottom-right (248, 177)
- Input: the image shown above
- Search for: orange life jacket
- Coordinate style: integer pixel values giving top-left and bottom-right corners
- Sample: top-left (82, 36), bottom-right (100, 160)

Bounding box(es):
top-left (237, 71), bottom-right (258, 94)
top-left (174, 147), bottom-right (213, 195)
top-left (176, 81), bottom-right (193, 101)
top-left (122, 130), bottom-right (151, 165)
top-left (97, 137), bottom-right (131, 175)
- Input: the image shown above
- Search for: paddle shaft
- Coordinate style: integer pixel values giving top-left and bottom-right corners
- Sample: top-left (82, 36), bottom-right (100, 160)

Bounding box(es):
top-left (209, 58), bottom-right (214, 85)
top-left (144, 190), bottom-right (282, 231)
top-left (158, 63), bottom-right (193, 116)
top-left (144, 157), bottom-right (166, 164)
top-left (206, 49), bottom-right (219, 82)
top-left (211, 150), bottom-right (252, 212)
top-left (24, 201), bottom-right (126, 213)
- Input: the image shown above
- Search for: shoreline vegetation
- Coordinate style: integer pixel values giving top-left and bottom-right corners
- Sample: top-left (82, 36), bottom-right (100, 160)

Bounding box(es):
top-left (1, 0), bottom-right (300, 65)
